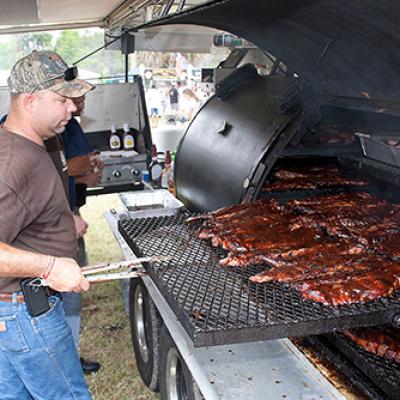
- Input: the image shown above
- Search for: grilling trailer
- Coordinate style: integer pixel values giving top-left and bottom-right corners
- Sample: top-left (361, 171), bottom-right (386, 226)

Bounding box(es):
top-left (106, 1), bottom-right (400, 399)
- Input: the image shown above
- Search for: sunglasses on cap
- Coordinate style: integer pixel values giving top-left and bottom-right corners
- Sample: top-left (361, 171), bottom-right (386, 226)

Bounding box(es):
top-left (29, 66), bottom-right (78, 94)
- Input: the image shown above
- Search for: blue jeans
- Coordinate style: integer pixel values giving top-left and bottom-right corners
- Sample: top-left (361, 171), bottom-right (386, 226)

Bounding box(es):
top-left (0, 293), bottom-right (91, 400)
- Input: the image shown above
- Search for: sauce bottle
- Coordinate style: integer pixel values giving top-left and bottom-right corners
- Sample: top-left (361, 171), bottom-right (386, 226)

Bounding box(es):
top-left (168, 152), bottom-right (176, 195)
top-left (161, 150), bottom-right (172, 189)
top-left (122, 123), bottom-right (135, 150)
top-left (149, 144), bottom-right (162, 188)
top-left (109, 124), bottom-right (121, 151)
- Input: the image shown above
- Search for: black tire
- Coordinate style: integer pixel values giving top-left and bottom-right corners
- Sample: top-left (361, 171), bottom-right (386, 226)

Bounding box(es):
top-left (129, 278), bottom-right (161, 392)
top-left (159, 326), bottom-right (203, 400)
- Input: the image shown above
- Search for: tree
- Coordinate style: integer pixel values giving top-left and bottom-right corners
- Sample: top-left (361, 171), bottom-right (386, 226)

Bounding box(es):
top-left (16, 32), bottom-right (52, 54)
top-left (0, 36), bottom-right (17, 70)
top-left (55, 30), bottom-right (81, 64)
top-left (55, 29), bottom-right (124, 77)
top-left (75, 30), bottom-right (124, 77)
top-left (0, 32), bottom-right (55, 72)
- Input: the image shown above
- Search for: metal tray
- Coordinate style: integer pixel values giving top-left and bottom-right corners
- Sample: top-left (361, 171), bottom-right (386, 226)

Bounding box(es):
top-left (305, 335), bottom-right (390, 400)
top-left (118, 213), bottom-right (400, 347)
top-left (118, 190), bottom-right (183, 218)
top-left (357, 133), bottom-right (400, 167)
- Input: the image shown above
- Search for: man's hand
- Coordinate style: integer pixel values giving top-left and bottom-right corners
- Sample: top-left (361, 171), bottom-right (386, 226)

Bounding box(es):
top-left (74, 155), bottom-right (104, 187)
top-left (76, 171), bottom-right (101, 187)
top-left (90, 155), bottom-right (103, 186)
top-left (73, 214), bottom-right (88, 238)
top-left (46, 257), bottom-right (90, 292)
top-left (90, 155), bottom-right (104, 172)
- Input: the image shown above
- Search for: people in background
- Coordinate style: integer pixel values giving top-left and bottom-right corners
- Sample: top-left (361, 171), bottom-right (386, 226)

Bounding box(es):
top-left (180, 87), bottom-right (200, 121)
top-left (0, 50), bottom-right (92, 399)
top-left (62, 94), bottom-right (103, 375)
top-left (194, 83), bottom-right (210, 105)
top-left (168, 83), bottom-right (179, 112)
top-left (146, 83), bottom-right (163, 128)
top-left (176, 80), bottom-right (184, 97)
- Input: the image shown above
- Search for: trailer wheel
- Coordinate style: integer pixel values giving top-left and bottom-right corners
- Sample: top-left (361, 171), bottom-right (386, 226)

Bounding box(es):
top-left (129, 278), bottom-right (161, 392)
top-left (159, 326), bottom-right (203, 400)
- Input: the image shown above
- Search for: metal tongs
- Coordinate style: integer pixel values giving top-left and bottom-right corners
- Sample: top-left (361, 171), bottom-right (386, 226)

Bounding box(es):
top-left (29, 255), bottom-right (172, 287)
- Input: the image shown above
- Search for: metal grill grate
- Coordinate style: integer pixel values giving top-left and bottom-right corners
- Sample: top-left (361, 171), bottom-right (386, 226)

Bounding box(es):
top-left (339, 154), bottom-right (400, 188)
top-left (118, 213), bottom-right (400, 347)
top-left (258, 185), bottom-right (371, 203)
top-left (327, 333), bottom-right (400, 399)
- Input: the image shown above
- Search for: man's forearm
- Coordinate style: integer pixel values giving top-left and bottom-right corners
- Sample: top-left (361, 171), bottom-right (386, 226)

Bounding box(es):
top-left (67, 156), bottom-right (91, 177)
top-left (0, 242), bottom-right (47, 278)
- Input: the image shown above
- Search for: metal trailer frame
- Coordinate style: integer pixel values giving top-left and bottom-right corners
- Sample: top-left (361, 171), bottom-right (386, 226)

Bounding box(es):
top-left (105, 208), bottom-right (345, 400)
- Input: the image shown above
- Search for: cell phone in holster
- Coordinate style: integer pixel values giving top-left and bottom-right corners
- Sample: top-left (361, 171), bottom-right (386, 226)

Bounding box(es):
top-left (21, 278), bottom-right (50, 317)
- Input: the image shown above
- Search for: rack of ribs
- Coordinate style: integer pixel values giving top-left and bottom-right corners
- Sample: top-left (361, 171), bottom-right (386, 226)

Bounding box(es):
top-left (317, 125), bottom-right (358, 145)
top-left (294, 260), bottom-right (400, 305)
top-left (186, 198), bottom-right (282, 223)
top-left (344, 326), bottom-right (400, 363)
top-left (263, 162), bottom-right (368, 192)
top-left (249, 251), bottom-right (371, 284)
top-left (188, 192), bottom-right (400, 306)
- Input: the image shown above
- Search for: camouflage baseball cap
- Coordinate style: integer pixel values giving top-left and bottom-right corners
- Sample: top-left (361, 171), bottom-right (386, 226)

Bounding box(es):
top-left (7, 50), bottom-right (95, 97)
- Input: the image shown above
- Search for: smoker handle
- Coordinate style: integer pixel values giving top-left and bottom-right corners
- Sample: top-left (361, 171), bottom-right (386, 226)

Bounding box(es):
top-left (215, 63), bottom-right (259, 100)
top-left (216, 120), bottom-right (231, 136)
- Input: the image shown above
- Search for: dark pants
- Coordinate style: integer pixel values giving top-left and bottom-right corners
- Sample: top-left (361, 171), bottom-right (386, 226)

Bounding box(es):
top-left (62, 236), bottom-right (87, 348)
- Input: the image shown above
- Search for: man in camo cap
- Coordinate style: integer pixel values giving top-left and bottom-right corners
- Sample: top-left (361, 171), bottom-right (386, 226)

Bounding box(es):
top-left (0, 51), bottom-right (93, 399)
top-left (8, 50), bottom-right (94, 97)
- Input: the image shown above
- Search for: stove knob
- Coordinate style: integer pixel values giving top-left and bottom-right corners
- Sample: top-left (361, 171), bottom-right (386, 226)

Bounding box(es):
top-left (131, 169), bottom-right (140, 176)
top-left (113, 170), bottom-right (122, 178)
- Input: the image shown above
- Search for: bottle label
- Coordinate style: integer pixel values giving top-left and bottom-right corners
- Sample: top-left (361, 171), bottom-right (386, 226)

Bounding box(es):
top-left (124, 136), bottom-right (134, 149)
top-left (161, 169), bottom-right (171, 188)
top-left (110, 135), bottom-right (121, 150)
top-left (151, 165), bottom-right (162, 180)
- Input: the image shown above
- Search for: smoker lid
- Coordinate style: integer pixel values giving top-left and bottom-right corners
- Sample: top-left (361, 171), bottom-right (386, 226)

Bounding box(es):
top-left (145, 0), bottom-right (400, 102)
top-left (174, 72), bottom-right (301, 212)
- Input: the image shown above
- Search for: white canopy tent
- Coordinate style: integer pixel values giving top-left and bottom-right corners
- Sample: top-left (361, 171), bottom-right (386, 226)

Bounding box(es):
top-left (0, 0), bottom-right (210, 33)
top-left (0, 1), bottom-right (220, 53)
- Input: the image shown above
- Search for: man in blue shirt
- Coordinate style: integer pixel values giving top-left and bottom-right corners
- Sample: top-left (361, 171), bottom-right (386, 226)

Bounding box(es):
top-left (62, 95), bottom-right (103, 374)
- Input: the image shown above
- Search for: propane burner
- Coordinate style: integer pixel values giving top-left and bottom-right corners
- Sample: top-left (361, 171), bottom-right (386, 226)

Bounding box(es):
top-left (100, 150), bottom-right (146, 187)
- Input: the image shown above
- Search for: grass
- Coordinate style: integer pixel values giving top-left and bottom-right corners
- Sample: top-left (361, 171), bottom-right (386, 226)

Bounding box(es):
top-left (79, 194), bottom-right (158, 400)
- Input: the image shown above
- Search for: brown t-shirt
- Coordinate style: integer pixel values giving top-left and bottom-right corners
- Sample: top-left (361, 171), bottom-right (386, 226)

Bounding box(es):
top-left (45, 134), bottom-right (68, 195)
top-left (0, 129), bottom-right (76, 292)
